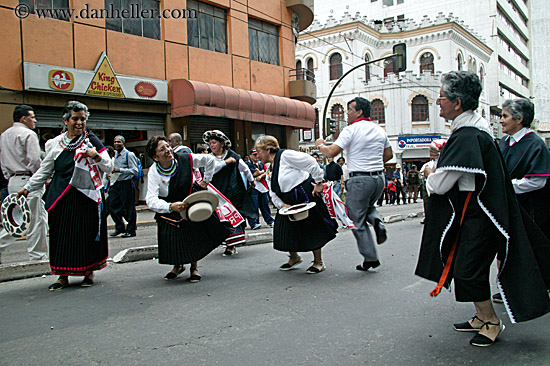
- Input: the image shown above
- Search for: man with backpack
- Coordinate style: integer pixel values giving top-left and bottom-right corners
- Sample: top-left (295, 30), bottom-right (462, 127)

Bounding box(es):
top-left (109, 135), bottom-right (139, 238)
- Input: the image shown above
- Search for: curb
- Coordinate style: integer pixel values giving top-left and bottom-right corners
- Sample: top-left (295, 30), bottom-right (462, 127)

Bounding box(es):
top-left (0, 260), bottom-right (51, 282)
top-left (112, 231), bottom-right (275, 264)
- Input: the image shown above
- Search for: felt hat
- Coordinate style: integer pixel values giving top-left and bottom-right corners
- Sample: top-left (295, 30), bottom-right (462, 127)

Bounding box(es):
top-left (180, 191), bottom-right (219, 222)
top-left (1, 193), bottom-right (31, 238)
top-left (203, 130), bottom-right (231, 148)
top-left (279, 202), bottom-right (316, 222)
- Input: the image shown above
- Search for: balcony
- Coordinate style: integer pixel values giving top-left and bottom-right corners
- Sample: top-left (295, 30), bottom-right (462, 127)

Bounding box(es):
top-left (289, 68), bottom-right (316, 104)
top-left (286, 0), bottom-right (314, 31)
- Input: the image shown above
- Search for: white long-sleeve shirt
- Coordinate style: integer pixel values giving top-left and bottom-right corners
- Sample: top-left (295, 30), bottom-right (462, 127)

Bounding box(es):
top-left (0, 123), bottom-right (42, 179)
top-left (146, 153), bottom-right (215, 214)
top-left (268, 150), bottom-right (324, 209)
top-left (504, 128), bottom-right (548, 194)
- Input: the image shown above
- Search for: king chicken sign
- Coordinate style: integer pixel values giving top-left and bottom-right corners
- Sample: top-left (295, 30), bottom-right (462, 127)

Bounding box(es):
top-left (397, 135), bottom-right (441, 149)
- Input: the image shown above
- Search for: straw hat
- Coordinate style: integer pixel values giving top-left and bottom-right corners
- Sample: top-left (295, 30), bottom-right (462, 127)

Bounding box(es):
top-left (279, 202), bottom-right (316, 222)
top-left (180, 191), bottom-right (219, 222)
top-left (202, 130), bottom-right (231, 148)
top-left (1, 193), bottom-right (31, 237)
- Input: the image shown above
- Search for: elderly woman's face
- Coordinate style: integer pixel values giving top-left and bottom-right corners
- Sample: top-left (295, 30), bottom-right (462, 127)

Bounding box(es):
top-left (255, 147), bottom-right (271, 164)
top-left (500, 108), bottom-right (524, 135)
top-left (153, 140), bottom-right (174, 167)
top-left (209, 139), bottom-right (224, 155)
top-left (64, 110), bottom-right (87, 138)
top-left (436, 90), bottom-right (461, 121)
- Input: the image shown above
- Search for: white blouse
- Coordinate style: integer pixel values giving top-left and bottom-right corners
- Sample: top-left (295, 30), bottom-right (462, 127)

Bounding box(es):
top-left (146, 153), bottom-right (215, 214)
top-left (212, 152), bottom-right (254, 182)
top-left (268, 149), bottom-right (324, 209)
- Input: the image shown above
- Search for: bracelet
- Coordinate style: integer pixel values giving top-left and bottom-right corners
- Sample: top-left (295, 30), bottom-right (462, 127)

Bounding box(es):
top-left (168, 203), bottom-right (173, 212)
top-left (318, 143), bottom-right (325, 148)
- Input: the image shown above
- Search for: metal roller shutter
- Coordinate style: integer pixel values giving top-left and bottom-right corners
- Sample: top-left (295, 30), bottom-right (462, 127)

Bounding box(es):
top-left (189, 116), bottom-right (233, 145)
top-left (33, 108), bottom-right (165, 130)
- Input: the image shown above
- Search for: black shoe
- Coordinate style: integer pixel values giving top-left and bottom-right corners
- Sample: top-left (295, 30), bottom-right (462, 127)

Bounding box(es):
top-left (164, 266), bottom-right (184, 280)
top-left (109, 230), bottom-right (124, 237)
top-left (469, 321), bottom-right (505, 347)
top-left (454, 315), bottom-right (483, 332)
top-left (81, 277), bottom-right (94, 287)
top-left (356, 260), bottom-right (380, 271)
top-left (492, 293), bottom-right (504, 303)
top-left (189, 274), bottom-right (202, 283)
top-left (373, 220), bottom-right (387, 244)
top-left (121, 232), bottom-right (136, 238)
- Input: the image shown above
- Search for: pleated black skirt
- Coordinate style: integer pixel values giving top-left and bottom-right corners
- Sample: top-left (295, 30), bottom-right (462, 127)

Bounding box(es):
top-left (157, 215), bottom-right (230, 265)
top-left (273, 179), bottom-right (338, 252)
top-left (48, 187), bottom-right (108, 276)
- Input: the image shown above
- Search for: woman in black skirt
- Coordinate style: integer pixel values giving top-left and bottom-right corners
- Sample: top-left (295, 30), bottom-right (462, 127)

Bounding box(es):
top-left (19, 101), bottom-right (113, 290)
top-left (255, 135), bottom-right (338, 273)
top-left (145, 136), bottom-right (230, 281)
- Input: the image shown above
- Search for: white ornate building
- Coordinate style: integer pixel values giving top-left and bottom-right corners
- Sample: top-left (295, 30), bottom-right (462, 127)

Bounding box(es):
top-left (295, 12), bottom-right (493, 166)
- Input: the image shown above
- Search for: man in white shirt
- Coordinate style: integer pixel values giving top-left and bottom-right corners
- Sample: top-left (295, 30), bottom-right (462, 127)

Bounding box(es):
top-left (0, 105), bottom-right (48, 263)
top-left (316, 97), bottom-right (393, 271)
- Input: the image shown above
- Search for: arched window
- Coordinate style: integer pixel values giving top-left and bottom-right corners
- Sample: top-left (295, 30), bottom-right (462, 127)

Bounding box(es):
top-left (365, 54), bottom-right (371, 82)
top-left (420, 52), bottom-right (434, 74)
top-left (329, 53), bottom-right (343, 80)
top-left (295, 60), bottom-right (304, 80)
top-left (472, 59), bottom-right (477, 73)
top-left (306, 58), bottom-right (314, 81)
top-left (371, 99), bottom-right (385, 124)
top-left (384, 58), bottom-right (394, 77)
top-left (411, 95), bottom-right (429, 122)
top-left (479, 65), bottom-right (485, 87)
top-left (457, 53), bottom-right (463, 70)
top-left (331, 104), bottom-right (345, 138)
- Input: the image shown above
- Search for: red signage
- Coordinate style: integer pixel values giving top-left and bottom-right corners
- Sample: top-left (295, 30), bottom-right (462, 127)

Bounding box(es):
top-left (48, 70), bottom-right (74, 91)
top-left (135, 82), bottom-right (157, 98)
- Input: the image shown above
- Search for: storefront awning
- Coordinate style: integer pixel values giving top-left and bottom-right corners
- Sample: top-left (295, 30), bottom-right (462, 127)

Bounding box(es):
top-left (171, 79), bottom-right (315, 129)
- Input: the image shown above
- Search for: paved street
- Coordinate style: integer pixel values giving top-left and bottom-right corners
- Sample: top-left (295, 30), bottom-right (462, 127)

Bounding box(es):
top-left (1, 213), bottom-right (549, 366)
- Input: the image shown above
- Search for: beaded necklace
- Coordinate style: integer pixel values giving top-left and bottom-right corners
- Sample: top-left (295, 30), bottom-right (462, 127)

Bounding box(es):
top-left (59, 131), bottom-right (88, 151)
top-left (211, 151), bottom-right (228, 161)
top-left (156, 159), bottom-right (178, 178)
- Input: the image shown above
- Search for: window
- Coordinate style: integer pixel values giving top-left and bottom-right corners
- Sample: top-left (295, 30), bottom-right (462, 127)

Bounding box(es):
top-left (295, 60), bottom-right (304, 80)
top-left (306, 58), bottom-right (314, 81)
top-left (371, 99), bottom-right (385, 124)
top-left (420, 52), bottom-right (434, 74)
top-left (479, 66), bottom-right (485, 87)
top-left (249, 18), bottom-right (280, 65)
top-left (105, 0), bottom-right (161, 39)
top-left (329, 53), bottom-right (343, 80)
top-left (384, 58), bottom-right (394, 77)
top-left (383, 0), bottom-right (394, 5)
top-left (457, 53), bottom-right (463, 70)
top-left (19, 0), bottom-right (70, 21)
top-left (187, 0), bottom-right (227, 53)
top-left (331, 104), bottom-right (345, 138)
top-left (364, 54), bottom-right (371, 82)
top-left (411, 95), bottom-right (429, 122)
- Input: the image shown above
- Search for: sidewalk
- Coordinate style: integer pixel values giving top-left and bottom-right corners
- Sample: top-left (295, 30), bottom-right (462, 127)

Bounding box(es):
top-left (0, 201), bottom-right (425, 282)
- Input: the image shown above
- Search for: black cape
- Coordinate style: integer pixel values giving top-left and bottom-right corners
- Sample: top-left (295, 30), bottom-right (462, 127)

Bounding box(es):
top-left (210, 149), bottom-right (257, 222)
top-left (415, 126), bottom-right (550, 323)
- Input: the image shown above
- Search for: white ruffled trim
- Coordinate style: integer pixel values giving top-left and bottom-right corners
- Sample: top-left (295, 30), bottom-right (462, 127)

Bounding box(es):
top-left (437, 165), bottom-right (514, 323)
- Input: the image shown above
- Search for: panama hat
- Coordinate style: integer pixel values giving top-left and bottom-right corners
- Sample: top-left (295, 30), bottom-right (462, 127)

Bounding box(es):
top-left (180, 191), bottom-right (219, 222)
top-left (279, 202), bottom-right (316, 222)
top-left (1, 193), bottom-right (31, 237)
top-left (203, 130), bottom-right (231, 148)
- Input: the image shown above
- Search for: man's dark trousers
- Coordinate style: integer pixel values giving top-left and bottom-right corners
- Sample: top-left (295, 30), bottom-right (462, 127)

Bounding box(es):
top-left (109, 179), bottom-right (137, 234)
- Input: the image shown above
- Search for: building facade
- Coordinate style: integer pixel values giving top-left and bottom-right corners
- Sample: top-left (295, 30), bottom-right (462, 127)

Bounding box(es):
top-left (0, 0), bottom-right (315, 200)
top-left (295, 13), bottom-right (492, 167)
top-left (314, 0), bottom-right (538, 139)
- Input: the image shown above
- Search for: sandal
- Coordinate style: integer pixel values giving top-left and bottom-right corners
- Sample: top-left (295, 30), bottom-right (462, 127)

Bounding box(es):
top-left (189, 273), bottom-right (202, 283)
top-left (306, 261), bottom-right (326, 274)
top-left (454, 315), bottom-right (483, 332)
top-left (279, 256), bottom-right (303, 271)
top-left (470, 320), bottom-right (505, 347)
top-left (48, 278), bottom-right (68, 291)
top-left (164, 265), bottom-right (185, 280)
top-left (81, 274), bottom-right (94, 287)
top-left (222, 247), bottom-right (238, 256)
